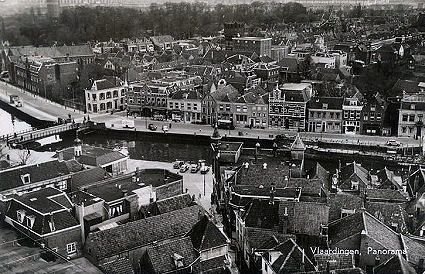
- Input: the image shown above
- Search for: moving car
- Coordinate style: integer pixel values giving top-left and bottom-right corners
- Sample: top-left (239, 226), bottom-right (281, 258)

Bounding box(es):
top-left (148, 124), bottom-right (157, 131)
top-left (179, 163), bottom-right (189, 173)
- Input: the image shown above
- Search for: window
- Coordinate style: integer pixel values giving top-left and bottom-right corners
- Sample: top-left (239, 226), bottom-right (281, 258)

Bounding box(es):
top-left (411, 104), bottom-right (416, 110)
top-left (409, 115), bottom-right (415, 122)
top-left (21, 174), bottom-right (31, 184)
top-left (100, 93), bottom-right (105, 100)
top-left (17, 210), bottom-right (26, 223)
top-left (351, 180), bottom-right (359, 190)
top-left (26, 215), bottom-right (35, 229)
top-left (106, 92), bottom-right (111, 99)
top-left (402, 127), bottom-right (407, 133)
top-left (363, 113), bottom-right (368, 121)
top-left (401, 114), bottom-right (408, 122)
top-left (67, 242), bottom-right (77, 254)
top-left (320, 225), bottom-right (328, 236)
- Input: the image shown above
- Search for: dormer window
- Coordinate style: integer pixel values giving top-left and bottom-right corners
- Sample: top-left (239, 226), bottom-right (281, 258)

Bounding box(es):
top-left (351, 180), bottom-right (359, 190)
top-left (21, 174), bottom-right (31, 185)
top-left (172, 253), bottom-right (184, 268)
top-left (320, 224), bottom-right (328, 236)
top-left (49, 220), bottom-right (56, 232)
top-left (17, 210), bottom-right (26, 223)
top-left (26, 215), bottom-right (35, 229)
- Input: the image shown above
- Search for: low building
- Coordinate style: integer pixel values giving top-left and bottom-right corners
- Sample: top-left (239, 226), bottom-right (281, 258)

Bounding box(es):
top-left (57, 140), bottom-right (128, 176)
top-left (85, 76), bottom-right (127, 114)
top-left (0, 159), bottom-right (77, 202)
top-left (4, 187), bottom-right (82, 258)
top-left (307, 97), bottom-right (343, 133)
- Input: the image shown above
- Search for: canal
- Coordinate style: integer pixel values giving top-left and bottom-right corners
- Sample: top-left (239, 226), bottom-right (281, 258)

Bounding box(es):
top-left (0, 106), bottom-right (401, 173)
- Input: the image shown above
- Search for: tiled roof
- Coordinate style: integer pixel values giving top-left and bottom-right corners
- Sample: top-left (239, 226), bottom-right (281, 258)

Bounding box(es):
top-left (374, 254), bottom-right (416, 274)
top-left (0, 160), bottom-right (71, 192)
top-left (366, 202), bottom-right (407, 233)
top-left (400, 235), bottom-right (425, 266)
top-left (243, 199), bottom-right (280, 229)
top-left (339, 162), bottom-right (370, 189)
top-left (59, 145), bottom-right (127, 167)
top-left (5, 188), bottom-right (79, 235)
top-left (170, 89), bottom-right (203, 100)
top-left (85, 205), bottom-right (204, 260)
top-left (99, 258), bottom-right (135, 274)
top-left (329, 193), bottom-right (362, 222)
top-left (299, 268), bottom-right (365, 274)
top-left (329, 211), bottom-right (402, 251)
top-left (150, 35), bottom-right (175, 45)
top-left (280, 200), bottom-right (329, 236)
top-left (277, 57), bottom-right (299, 72)
top-left (245, 228), bottom-right (294, 250)
top-left (94, 77), bottom-right (123, 90)
top-left (155, 193), bottom-right (194, 215)
top-left (314, 254), bottom-right (355, 271)
top-left (144, 237), bottom-right (198, 273)
top-left (366, 189), bottom-right (408, 203)
top-left (71, 167), bottom-right (109, 191)
top-left (308, 97), bottom-right (344, 110)
top-left (267, 238), bottom-right (316, 273)
top-left (64, 159), bottom-right (84, 173)
top-left (193, 255), bottom-right (229, 273)
top-left (235, 162), bottom-right (290, 188)
top-left (188, 216), bottom-right (228, 251)
top-left (211, 84), bottom-right (240, 102)
top-left (390, 79), bottom-right (420, 96)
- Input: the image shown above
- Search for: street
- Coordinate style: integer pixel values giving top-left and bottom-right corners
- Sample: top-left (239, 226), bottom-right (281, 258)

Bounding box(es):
top-left (0, 80), bottom-right (421, 148)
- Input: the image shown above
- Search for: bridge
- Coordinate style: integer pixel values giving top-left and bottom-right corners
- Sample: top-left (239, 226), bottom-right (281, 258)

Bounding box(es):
top-left (0, 123), bottom-right (82, 145)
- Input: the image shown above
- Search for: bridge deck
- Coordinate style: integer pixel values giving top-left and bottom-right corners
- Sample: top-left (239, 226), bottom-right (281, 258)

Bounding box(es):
top-left (1, 123), bottom-right (80, 144)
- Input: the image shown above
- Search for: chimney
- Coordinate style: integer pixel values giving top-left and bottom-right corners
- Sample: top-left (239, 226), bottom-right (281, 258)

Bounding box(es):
top-left (374, 256), bottom-right (381, 266)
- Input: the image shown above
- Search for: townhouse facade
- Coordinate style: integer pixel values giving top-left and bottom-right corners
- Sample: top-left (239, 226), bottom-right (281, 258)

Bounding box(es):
top-left (168, 89), bottom-right (203, 123)
top-left (307, 97), bottom-right (343, 133)
top-left (269, 83), bottom-right (313, 131)
top-left (342, 96), bottom-right (363, 134)
top-left (85, 77), bottom-right (127, 114)
top-left (360, 100), bottom-right (385, 135)
top-left (398, 92), bottom-right (425, 138)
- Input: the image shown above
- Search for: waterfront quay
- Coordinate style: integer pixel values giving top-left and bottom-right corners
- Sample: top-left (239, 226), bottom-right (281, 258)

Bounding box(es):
top-left (0, 80), bottom-right (421, 150)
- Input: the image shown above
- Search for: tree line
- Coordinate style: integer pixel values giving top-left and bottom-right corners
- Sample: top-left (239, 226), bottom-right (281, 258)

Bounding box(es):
top-left (2, 2), bottom-right (314, 46)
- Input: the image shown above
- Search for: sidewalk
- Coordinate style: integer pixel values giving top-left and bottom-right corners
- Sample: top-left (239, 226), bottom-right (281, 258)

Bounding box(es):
top-left (0, 81), bottom-right (85, 121)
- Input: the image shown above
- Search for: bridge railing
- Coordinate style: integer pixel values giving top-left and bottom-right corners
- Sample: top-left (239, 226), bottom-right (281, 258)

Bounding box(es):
top-left (4, 123), bottom-right (81, 144)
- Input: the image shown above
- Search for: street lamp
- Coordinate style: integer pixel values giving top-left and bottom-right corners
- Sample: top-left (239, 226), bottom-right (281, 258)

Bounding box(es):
top-left (255, 138), bottom-right (260, 162)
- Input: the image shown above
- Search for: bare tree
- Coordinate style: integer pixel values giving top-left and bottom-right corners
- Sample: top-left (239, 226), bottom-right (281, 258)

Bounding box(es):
top-left (17, 149), bottom-right (33, 166)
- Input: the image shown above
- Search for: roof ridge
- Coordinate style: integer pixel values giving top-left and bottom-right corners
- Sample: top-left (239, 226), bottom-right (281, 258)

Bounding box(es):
top-left (279, 240), bottom-right (297, 273)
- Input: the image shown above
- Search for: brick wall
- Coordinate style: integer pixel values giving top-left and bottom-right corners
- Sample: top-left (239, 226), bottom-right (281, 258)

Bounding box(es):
top-left (155, 179), bottom-right (183, 201)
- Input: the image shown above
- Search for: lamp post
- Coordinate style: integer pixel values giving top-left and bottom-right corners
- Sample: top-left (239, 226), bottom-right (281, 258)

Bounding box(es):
top-left (255, 138), bottom-right (260, 163)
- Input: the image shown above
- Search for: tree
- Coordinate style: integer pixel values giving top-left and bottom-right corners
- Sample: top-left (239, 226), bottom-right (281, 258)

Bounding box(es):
top-left (17, 149), bottom-right (32, 166)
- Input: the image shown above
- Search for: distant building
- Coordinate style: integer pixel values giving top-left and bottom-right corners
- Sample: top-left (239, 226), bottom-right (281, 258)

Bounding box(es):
top-left (232, 37), bottom-right (272, 57)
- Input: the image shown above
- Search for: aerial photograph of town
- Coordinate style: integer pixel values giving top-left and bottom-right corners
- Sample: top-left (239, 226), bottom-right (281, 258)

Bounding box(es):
top-left (0, 0), bottom-right (425, 273)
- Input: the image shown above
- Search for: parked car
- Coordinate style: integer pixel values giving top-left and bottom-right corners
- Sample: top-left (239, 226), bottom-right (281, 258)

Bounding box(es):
top-left (162, 125), bottom-right (169, 132)
top-left (200, 165), bottom-right (210, 174)
top-left (173, 160), bottom-right (184, 169)
top-left (148, 124), bottom-right (157, 131)
top-left (190, 163), bottom-right (199, 173)
top-left (387, 140), bottom-right (400, 147)
top-left (153, 114), bottom-right (164, 121)
top-left (179, 164), bottom-right (189, 173)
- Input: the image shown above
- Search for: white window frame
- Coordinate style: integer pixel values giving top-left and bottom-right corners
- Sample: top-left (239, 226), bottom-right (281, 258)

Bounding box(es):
top-left (67, 242), bottom-right (77, 254)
